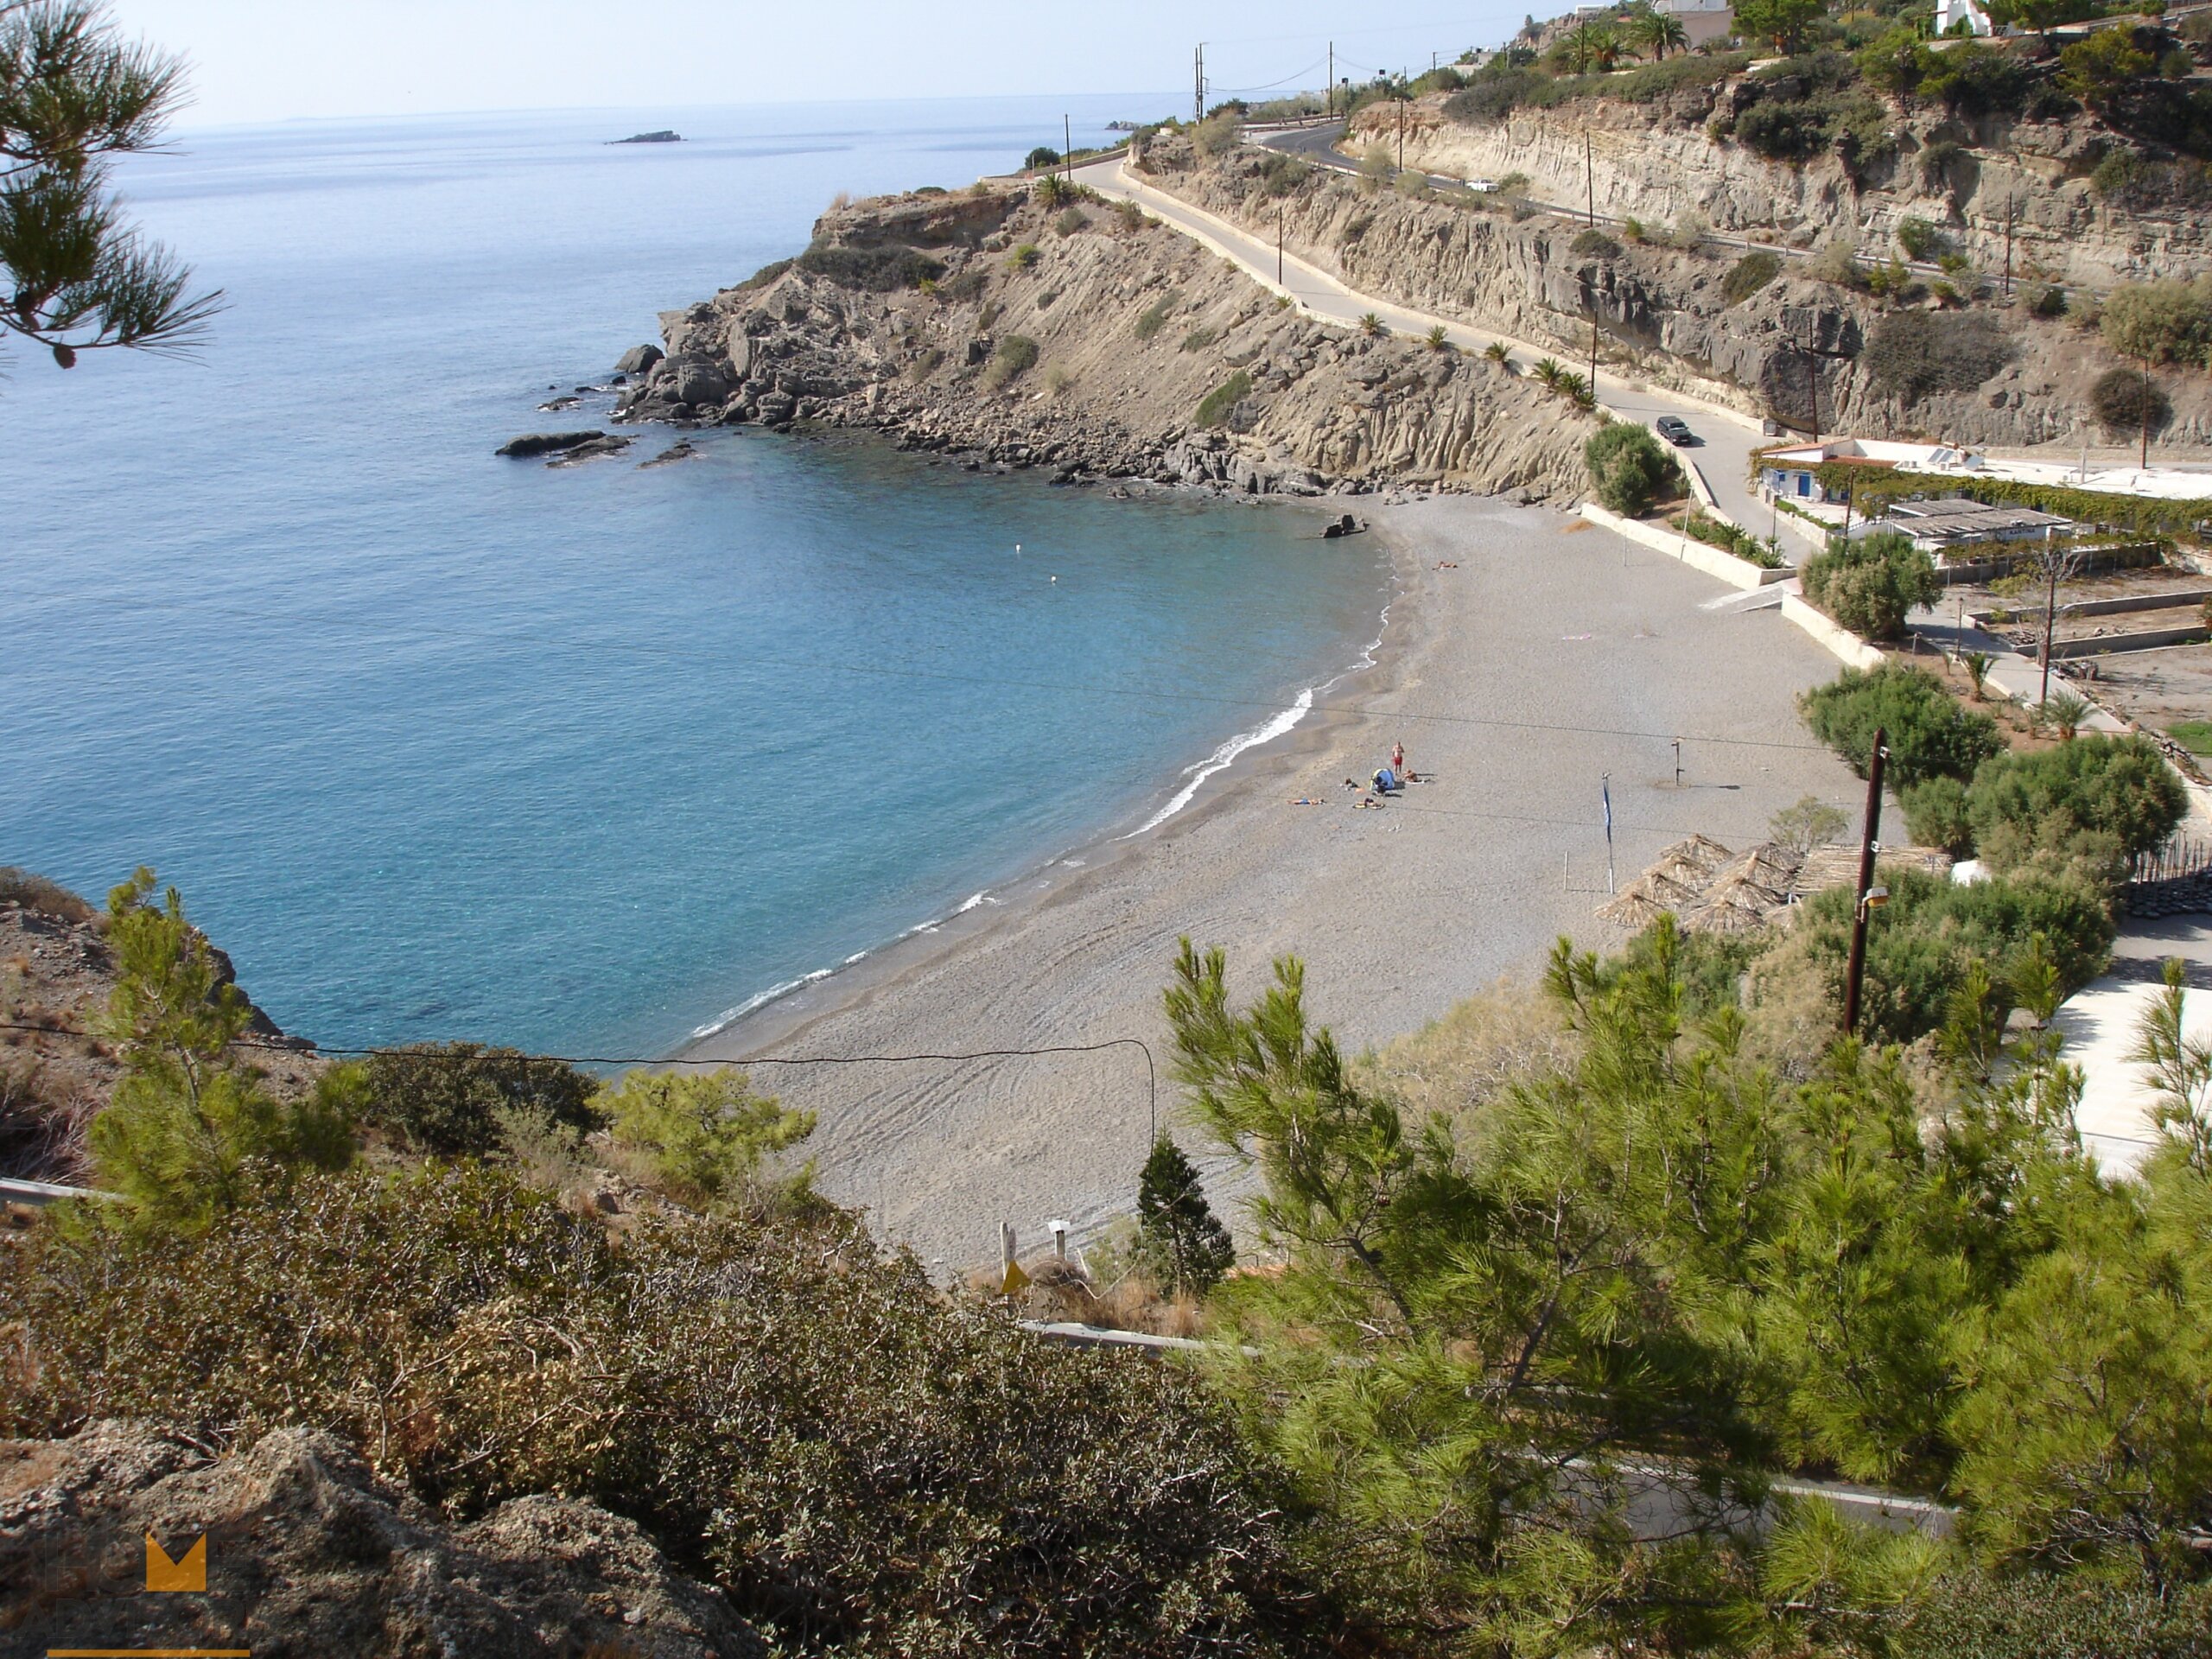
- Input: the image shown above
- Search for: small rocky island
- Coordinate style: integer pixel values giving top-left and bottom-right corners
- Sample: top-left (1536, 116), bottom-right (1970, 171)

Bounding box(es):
top-left (610, 130), bottom-right (682, 144)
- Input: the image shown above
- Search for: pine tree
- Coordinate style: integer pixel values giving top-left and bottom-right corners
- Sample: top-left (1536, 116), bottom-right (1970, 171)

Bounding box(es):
top-left (88, 868), bottom-right (354, 1231)
top-left (1136, 1134), bottom-right (1234, 1294)
top-left (1, 2), bottom-right (220, 368)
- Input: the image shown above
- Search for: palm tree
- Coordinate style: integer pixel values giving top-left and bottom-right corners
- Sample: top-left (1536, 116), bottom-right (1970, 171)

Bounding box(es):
top-left (1626, 7), bottom-right (1688, 60)
top-left (1533, 356), bottom-right (1564, 387)
top-left (1360, 311), bottom-right (1384, 336)
top-left (1426, 323), bottom-right (1450, 352)
top-left (1484, 340), bottom-right (1513, 367)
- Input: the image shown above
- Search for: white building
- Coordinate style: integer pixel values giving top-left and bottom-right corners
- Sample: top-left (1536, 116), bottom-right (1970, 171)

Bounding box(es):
top-left (1935, 0), bottom-right (1997, 36)
top-left (1657, 0), bottom-right (1738, 47)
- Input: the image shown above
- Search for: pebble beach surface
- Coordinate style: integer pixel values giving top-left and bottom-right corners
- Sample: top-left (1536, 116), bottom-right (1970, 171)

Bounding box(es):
top-left (683, 496), bottom-right (1868, 1272)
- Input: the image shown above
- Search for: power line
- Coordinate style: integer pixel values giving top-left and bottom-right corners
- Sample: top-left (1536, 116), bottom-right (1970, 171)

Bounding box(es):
top-left (0, 1022), bottom-right (1163, 1141)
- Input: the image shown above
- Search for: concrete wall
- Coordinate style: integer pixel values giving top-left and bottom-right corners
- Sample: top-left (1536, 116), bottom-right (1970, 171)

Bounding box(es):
top-left (1579, 502), bottom-right (1791, 590)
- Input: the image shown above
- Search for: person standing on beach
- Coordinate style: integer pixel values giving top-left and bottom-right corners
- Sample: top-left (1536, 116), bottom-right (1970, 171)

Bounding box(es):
top-left (1391, 741), bottom-right (1406, 777)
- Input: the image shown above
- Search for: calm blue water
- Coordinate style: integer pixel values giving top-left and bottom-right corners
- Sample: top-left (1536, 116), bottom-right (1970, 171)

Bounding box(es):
top-left (0, 98), bottom-right (1387, 1058)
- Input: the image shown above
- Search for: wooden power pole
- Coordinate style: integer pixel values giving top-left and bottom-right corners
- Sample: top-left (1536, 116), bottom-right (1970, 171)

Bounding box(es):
top-left (1194, 44), bottom-right (1204, 124)
top-left (1841, 727), bottom-right (1889, 1037)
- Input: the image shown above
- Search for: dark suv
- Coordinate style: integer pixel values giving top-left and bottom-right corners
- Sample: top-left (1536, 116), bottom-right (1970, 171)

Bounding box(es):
top-left (1655, 416), bottom-right (1694, 446)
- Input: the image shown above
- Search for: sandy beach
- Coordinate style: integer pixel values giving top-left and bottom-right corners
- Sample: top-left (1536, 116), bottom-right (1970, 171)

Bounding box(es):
top-left (683, 495), bottom-right (1866, 1271)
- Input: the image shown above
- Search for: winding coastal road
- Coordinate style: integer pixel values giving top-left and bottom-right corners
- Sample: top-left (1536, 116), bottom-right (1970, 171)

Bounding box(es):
top-left (1070, 146), bottom-right (1784, 543)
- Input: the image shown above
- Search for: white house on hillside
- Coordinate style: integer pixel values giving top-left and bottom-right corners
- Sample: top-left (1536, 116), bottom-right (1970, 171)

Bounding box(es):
top-left (1935, 0), bottom-right (1998, 36)
top-left (1656, 0), bottom-right (1738, 47)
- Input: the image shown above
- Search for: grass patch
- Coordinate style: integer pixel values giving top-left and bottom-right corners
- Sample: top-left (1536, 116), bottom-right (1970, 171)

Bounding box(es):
top-left (1193, 370), bottom-right (1253, 429)
top-left (1179, 324), bottom-right (1219, 353)
top-left (793, 243), bottom-right (945, 291)
top-left (980, 334), bottom-right (1039, 391)
top-left (1133, 291), bottom-right (1179, 341)
top-left (2169, 721), bottom-right (2212, 757)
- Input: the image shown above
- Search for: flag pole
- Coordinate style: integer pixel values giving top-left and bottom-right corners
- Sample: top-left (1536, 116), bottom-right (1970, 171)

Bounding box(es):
top-left (1602, 773), bottom-right (1616, 894)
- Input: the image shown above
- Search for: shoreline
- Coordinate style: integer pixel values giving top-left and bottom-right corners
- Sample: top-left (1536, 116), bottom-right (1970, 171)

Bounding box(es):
top-left (673, 492), bottom-right (1410, 1062)
top-left (679, 493), bottom-right (1870, 1273)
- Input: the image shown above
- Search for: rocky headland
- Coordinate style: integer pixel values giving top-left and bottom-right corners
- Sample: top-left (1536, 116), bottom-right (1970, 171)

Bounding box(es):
top-left (607, 179), bottom-right (1594, 502)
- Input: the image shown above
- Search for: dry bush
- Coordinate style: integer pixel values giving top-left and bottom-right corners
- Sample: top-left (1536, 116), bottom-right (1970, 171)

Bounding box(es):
top-left (1362, 977), bottom-right (1576, 1133)
top-left (3, 1164), bottom-right (1333, 1656)
top-left (0, 869), bottom-right (93, 923)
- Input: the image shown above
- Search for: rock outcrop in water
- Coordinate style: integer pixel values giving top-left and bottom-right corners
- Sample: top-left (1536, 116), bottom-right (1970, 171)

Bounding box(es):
top-left (614, 182), bottom-right (1594, 501)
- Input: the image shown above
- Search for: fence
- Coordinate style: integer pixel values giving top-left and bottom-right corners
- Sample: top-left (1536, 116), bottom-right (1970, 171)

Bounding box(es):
top-left (2128, 836), bottom-right (2212, 887)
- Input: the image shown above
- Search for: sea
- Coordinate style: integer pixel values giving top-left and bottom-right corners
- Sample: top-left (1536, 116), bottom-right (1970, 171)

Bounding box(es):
top-left (0, 96), bottom-right (1389, 1060)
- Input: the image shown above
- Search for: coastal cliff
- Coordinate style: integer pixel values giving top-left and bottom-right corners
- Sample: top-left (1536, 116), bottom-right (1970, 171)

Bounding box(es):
top-left (1160, 124), bottom-right (2212, 449)
top-left (614, 181), bottom-right (1594, 501)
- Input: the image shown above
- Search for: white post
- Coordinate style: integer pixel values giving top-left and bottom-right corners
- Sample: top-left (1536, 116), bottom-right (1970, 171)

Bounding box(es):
top-left (1001, 1221), bottom-right (1017, 1274)
top-left (1049, 1218), bottom-right (1068, 1260)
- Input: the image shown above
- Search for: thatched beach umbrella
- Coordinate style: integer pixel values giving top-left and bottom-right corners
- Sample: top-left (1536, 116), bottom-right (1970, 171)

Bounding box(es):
top-left (1595, 868), bottom-right (1701, 927)
top-left (1681, 867), bottom-right (1789, 934)
top-left (1649, 835), bottom-right (1733, 888)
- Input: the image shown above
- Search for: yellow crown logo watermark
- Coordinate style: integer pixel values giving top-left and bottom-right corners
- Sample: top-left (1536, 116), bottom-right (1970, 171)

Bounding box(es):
top-left (144, 1530), bottom-right (207, 1593)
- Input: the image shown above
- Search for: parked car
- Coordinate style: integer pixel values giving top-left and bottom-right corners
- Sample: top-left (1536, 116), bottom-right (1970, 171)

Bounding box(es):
top-left (1655, 416), bottom-right (1694, 446)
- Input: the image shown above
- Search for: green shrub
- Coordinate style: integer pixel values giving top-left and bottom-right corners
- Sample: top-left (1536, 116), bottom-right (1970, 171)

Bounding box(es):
top-left (1795, 867), bottom-right (2113, 1044)
top-left (1799, 662), bottom-right (2005, 787)
top-left (733, 257), bottom-right (795, 293)
top-left (1864, 309), bottom-right (2014, 405)
top-left (793, 243), bottom-right (945, 291)
top-left (1005, 242), bottom-right (1040, 270)
top-left (1801, 530), bottom-right (1943, 641)
top-left (1260, 151), bottom-right (1310, 195)
top-left (1194, 369), bottom-right (1254, 429)
top-left (1918, 138), bottom-right (1970, 193)
top-left (1967, 734), bottom-right (2187, 873)
top-left (361, 1041), bottom-right (601, 1159)
top-left (1179, 323), bottom-right (1219, 353)
top-left (1025, 144), bottom-right (1061, 170)
top-left (1722, 249), bottom-right (1783, 306)
top-left (1570, 226), bottom-right (1622, 259)
top-left (598, 1067), bottom-right (814, 1207)
top-left (980, 333), bottom-right (1039, 389)
top-left (1901, 774), bottom-right (1974, 855)
top-left (1135, 1135), bottom-right (1234, 1294)
top-left (0, 1165), bottom-right (1332, 1656)
top-left (2101, 276), bottom-right (2212, 368)
top-left (1681, 509), bottom-right (1784, 568)
top-left (1890, 1573), bottom-right (2212, 1659)
top-left (2091, 365), bottom-right (2174, 438)
top-left (1585, 423), bottom-right (1686, 518)
top-left (1897, 216), bottom-right (1941, 261)
top-left (1053, 206), bottom-right (1089, 236)
top-left (1132, 290), bottom-right (1179, 340)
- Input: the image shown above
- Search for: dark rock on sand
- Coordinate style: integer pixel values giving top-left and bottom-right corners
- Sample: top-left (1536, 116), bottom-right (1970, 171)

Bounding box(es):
top-left (496, 430), bottom-right (605, 458)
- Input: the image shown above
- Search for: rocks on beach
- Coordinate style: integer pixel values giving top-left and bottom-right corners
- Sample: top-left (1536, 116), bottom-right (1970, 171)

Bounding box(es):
top-left (494, 430), bottom-right (634, 466)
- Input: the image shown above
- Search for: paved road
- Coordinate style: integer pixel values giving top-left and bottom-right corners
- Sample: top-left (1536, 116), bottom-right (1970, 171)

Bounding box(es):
top-left (1071, 151), bottom-right (1781, 543)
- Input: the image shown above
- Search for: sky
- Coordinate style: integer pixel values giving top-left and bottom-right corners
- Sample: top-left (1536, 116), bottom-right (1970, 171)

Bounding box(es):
top-left (110, 2), bottom-right (1534, 130)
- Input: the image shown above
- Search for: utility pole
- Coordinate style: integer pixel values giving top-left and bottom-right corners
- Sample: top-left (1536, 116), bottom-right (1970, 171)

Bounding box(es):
top-left (1277, 203), bottom-right (1285, 285)
top-left (2040, 550), bottom-right (2059, 705)
top-left (1194, 44), bottom-right (1204, 124)
top-left (1398, 96), bottom-right (1405, 169)
top-left (2141, 358), bottom-right (2154, 469)
top-left (1327, 42), bottom-right (1333, 117)
top-left (1064, 112), bottom-right (1071, 181)
top-left (1840, 726), bottom-right (1888, 1038)
top-left (1586, 130), bottom-right (1599, 394)
top-left (2003, 196), bottom-right (2015, 298)
top-left (1806, 334), bottom-right (1822, 441)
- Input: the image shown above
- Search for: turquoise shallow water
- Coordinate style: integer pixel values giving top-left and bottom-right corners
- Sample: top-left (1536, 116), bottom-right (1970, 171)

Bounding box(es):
top-left (0, 98), bottom-right (1387, 1058)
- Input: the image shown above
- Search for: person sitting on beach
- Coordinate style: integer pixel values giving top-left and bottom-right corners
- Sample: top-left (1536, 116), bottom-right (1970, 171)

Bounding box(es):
top-left (1373, 766), bottom-right (1399, 795)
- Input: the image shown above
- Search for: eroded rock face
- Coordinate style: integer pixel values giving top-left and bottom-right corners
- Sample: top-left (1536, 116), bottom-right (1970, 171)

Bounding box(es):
top-left (1172, 142), bottom-right (2212, 449)
top-left (0, 1422), bottom-right (765, 1658)
top-left (613, 182), bottom-right (1595, 502)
